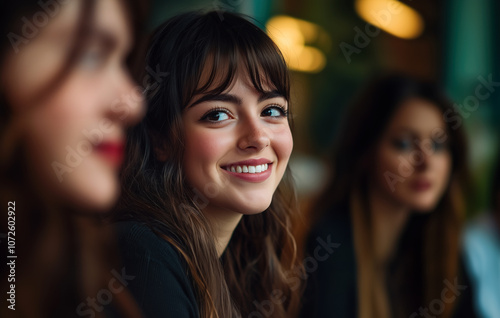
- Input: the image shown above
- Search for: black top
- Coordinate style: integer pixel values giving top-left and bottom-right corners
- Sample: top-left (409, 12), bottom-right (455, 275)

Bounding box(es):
top-left (300, 204), bottom-right (477, 318)
top-left (112, 221), bottom-right (199, 318)
top-left (301, 205), bottom-right (357, 318)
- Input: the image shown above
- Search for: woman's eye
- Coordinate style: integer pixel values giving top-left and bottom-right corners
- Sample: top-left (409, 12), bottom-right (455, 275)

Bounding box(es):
top-left (262, 105), bottom-right (287, 118)
top-left (201, 110), bottom-right (230, 122)
top-left (391, 139), bottom-right (413, 151)
top-left (79, 50), bottom-right (105, 70)
top-left (432, 141), bottom-right (448, 152)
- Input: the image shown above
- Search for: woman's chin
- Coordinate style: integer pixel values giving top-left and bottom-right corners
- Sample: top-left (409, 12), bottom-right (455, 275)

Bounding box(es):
top-left (62, 168), bottom-right (119, 212)
top-left (411, 201), bottom-right (439, 213)
top-left (236, 202), bottom-right (272, 216)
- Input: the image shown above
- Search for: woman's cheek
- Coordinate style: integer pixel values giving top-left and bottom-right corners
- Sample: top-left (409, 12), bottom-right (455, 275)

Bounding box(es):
top-left (273, 125), bottom-right (293, 159)
top-left (379, 148), bottom-right (400, 174)
top-left (435, 153), bottom-right (452, 194)
top-left (185, 127), bottom-right (230, 162)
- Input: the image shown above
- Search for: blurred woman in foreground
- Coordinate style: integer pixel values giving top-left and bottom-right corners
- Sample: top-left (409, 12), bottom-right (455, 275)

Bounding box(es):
top-left (0, 0), bottom-right (146, 316)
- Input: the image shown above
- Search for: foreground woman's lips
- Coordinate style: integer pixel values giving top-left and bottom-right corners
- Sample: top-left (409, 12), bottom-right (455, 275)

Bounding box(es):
top-left (226, 163), bottom-right (269, 174)
top-left (222, 158), bottom-right (273, 182)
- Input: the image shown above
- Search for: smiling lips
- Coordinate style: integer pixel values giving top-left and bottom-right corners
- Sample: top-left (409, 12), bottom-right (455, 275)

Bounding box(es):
top-left (226, 163), bottom-right (269, 174)
top-left (222, 159), bottom-right (273, 182)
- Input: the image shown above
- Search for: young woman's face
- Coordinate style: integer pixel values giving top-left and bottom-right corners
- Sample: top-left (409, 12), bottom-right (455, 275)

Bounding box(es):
top-left (182, 73), bottom-right (293, 217)
top-left (1, 0), bottom-right (144, 211)
top-left (373, 98), bottom-right (452, 212)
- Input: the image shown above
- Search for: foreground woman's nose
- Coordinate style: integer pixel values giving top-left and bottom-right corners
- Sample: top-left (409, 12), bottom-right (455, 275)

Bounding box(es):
top-left (237, 118), bottom-right (270, 151)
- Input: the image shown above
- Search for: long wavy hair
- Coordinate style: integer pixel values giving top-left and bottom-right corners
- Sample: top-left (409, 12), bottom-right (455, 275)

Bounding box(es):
top-left (314, 74), bottom-right (469, 318)
top-left (114, 11), bottom-right (303, 318)
top-left (0, 1), bottom-right (147, 317)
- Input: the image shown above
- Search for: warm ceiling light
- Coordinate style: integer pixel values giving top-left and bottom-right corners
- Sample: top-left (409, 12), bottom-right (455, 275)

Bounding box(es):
top-left (294, 46), bottom-right (327, 73)
top-left (266, 15), bottom-right (329, 73)
top-left (355, 0), bottom-right (424, 39)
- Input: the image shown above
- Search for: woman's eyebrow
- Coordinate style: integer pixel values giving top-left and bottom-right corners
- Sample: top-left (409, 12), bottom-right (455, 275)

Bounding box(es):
top-left (189, 94), bottom-right (242, 108)
top-left (189, 90), bottom-right (284, 108)
top-left (86, 27), bottom-right (119, 53)
top-left (390, 128), bottom-right (418, 138)
top-left (258, 90), bottom-right (284, 103)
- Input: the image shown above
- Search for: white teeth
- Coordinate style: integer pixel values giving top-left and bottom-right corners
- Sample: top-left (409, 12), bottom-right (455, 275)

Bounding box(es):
top-left (225, 163), bottom-right (271, 174)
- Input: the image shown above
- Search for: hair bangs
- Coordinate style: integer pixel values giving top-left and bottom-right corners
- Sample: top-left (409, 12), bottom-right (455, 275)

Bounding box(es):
top-left (184, 11), bottom-right (290, 107)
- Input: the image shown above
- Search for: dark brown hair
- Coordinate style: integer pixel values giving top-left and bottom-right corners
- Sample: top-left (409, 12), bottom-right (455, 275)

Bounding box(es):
top-left (114, 10), bottom-right (303, 318)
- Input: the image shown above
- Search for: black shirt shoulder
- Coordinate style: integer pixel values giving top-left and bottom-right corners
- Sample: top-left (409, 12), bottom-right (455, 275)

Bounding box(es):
top-left (308, 203), bottom-right (352, 245)
top-left (301, 203), bottom-right (358, 318)
top-left (113, 221), bottom-right (199, 318)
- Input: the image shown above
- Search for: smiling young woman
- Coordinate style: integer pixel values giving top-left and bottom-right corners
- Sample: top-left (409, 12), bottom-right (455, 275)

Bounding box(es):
top-left (112, 10), bottom-right (303, 318)
top-left (182, 74), bottom-right (294, 255)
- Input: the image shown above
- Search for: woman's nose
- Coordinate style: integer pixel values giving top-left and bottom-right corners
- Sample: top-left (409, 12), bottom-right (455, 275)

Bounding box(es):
top-left (413, 145), bottom-right (432, 171)
top-left (108, 71), bottom-right (145, 126)
top-left (237, 117), bottom-right (270, 152)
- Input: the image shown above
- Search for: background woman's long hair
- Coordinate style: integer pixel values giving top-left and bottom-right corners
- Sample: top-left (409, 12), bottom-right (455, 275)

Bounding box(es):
top-left (114, 11), bottom-right (303, 318)
top-left (0, 1), bottom-right (147, 317)
top-left (314, 74), bottom-right (469, 318)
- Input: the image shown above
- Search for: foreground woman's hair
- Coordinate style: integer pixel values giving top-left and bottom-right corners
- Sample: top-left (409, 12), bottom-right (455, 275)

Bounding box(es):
top-left (114, 11), bottom-right (303, 318)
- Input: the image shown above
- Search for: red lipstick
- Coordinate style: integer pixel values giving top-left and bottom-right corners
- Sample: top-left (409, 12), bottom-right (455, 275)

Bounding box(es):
top-left (410, 179), bottom-right (432, 192)
top-left (95, 141), bottom-right (124, 166)
top-left (225, 158), bottom-right (272, 166)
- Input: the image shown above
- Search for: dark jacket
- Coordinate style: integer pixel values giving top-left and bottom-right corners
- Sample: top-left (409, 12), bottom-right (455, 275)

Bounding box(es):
top-left (112, 221), bottom-right (199, 318)
top-left (301, 204), bottom-right (476, 318)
